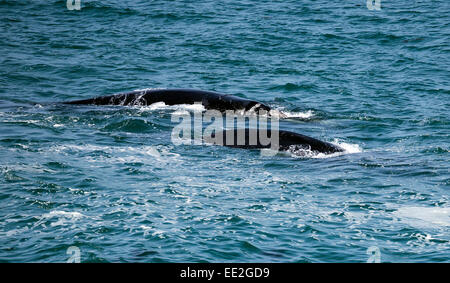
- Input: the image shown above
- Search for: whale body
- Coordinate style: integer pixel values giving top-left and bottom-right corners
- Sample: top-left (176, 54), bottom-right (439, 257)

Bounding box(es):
top-left (64, 88), bottom-right (271, 113)
top-left (64, 89), bottom-right (344, 155)
top-left (206, 128), bottom-right (344, 154)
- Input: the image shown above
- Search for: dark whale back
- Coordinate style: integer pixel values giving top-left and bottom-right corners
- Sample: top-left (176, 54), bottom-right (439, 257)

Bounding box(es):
top-left (64, 89), bottom-right (344, 155)
top-left (206, 129), bottom-right (344, 154)
top-left (64, 89), bottom-right (271, 112)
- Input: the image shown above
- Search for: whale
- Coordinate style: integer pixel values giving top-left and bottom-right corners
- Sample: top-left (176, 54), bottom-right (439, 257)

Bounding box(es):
top-left (64, 88), bottom-right (344, 155)
top-left (206, 128), bottom-right (344, 154)
top-left (64, 88), bottom-right (271, 113)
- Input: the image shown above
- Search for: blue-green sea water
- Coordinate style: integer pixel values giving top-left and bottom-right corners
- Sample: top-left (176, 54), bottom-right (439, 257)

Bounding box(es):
top-left (0, 0), bottom-right (449, 262)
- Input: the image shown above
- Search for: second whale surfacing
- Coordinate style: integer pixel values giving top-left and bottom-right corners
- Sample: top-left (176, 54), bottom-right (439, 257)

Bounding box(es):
top-left (64, 88), bottom-right (271, 113)
top-left (206, 128), bottom-right (344, 154)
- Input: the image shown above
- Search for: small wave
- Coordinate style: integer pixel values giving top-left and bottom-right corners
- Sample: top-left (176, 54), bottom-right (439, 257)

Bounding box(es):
top-left (269, 83), bottom-right (310, 91)
top-left (82, 2), bottom-right (142, 16)
top-left (102, 118), bottom-right (154, 133)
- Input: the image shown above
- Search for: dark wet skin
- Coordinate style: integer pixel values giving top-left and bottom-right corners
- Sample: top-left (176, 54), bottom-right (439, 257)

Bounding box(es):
top-left (64, 88), bottom-right (271, 113)
top-left (65, 89), bottom-right (343, 154)
top-left (207, 129), bottom-right (344, 154)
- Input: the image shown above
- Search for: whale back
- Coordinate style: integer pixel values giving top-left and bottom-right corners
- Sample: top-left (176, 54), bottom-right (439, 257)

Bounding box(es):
top-left (206, 129), bottom-right (343, 154)
top-left (64, 89), bottom-right (271, 112)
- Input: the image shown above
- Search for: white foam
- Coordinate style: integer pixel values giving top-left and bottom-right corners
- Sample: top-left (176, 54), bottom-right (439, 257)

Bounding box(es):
top-left (284, 139), bottom-right (362, 159)
top-left (139, 225), bottom-right (166, 238)
top-left (332, 139), bottom-right (362, 154)
top-left (49, 144), bottom-right (180, 164)
top-left (393, 206), bottom-right (450, 228)
top-left (136, 102), bottom-right (206, 113)
top-left (51, 144), bottom-right (107, 152)
top-left (136, 101), bottom-right (313, 119)
top-left (269, 107), bottom-right (314, 119)
top-left (5, 227), bottom-right (30, 237)
top-left (40, 210), bottom-right (84, 227)
top-left (51, 144), bottom-right (160, 155)
top-left (43, 210), bottom-right (84, 218)
top-left (282, 110), bottom-right (314, 119)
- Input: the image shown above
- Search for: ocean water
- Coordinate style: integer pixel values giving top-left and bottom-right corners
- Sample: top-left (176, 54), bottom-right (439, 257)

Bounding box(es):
top-left (0, 0), bottom-right (449, 262)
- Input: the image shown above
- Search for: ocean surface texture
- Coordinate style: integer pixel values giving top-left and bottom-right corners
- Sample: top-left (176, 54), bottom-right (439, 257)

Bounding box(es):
top-left (0, 0), bottom-right (449, 262)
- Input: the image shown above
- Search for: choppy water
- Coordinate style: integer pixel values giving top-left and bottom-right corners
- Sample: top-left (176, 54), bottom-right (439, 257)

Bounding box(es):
top-left (0, 0), bottom-right (449, 262)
